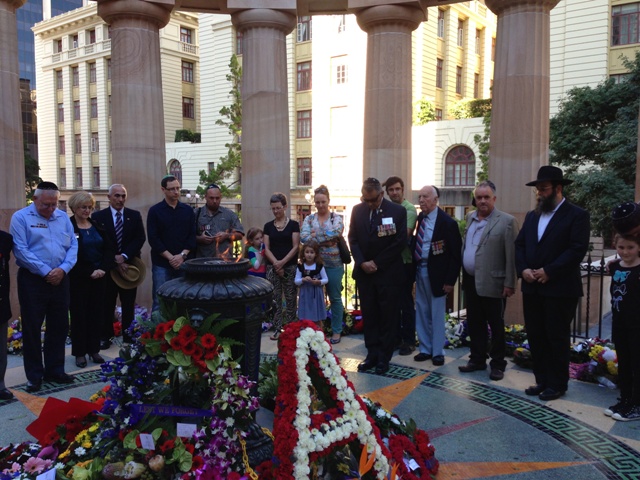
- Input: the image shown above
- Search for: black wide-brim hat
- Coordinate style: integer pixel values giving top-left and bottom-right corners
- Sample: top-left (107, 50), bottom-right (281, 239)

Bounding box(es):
top-left (525, 165), bottom-right (573, 186)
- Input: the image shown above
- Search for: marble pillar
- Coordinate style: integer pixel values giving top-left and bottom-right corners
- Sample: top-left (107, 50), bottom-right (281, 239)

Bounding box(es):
top-left (232, 9), bottom-right (296, 230)
top-left (98, 0), bottom-right (174, 310)
top-left (485, 0), bottom-right (560, 220)
top-left (0, 0), bottom-right (27, 230)
top-left (355, 4), bottom-right (423, 186)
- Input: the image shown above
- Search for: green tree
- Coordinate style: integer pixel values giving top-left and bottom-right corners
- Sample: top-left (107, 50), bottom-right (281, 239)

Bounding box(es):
top-left (473, 112), bottom-right (490, 182)
top-left (413, 98), bottom-right (436, 125)
top-left (25, 141), bottom-right (41, 202)
top-left (549, 51), bottom-right (640, 239)
top-left (450, 98), bottom-right (492, 119)
top-left (197, 55), bottom-right (242, 198)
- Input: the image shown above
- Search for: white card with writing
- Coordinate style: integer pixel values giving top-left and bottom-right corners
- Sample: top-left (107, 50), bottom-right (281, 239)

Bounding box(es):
top-left (36, 468), bottom-right (56, 480)
top-left (139, 433), bottom-right (155, 450)
top-left (177, 422), bottom-right (198, 438)
top-left (382, 217), bottom-right (393, 225)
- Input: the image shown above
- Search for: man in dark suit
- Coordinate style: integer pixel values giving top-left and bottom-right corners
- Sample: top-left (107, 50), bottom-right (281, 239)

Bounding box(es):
top-left (92, 184), bottom-right (146, 345)
top-left (459, 181), bottom-right (519, 381)
top-left (515, 166), bottom-right (590, 401)
top-left (413, 185), bottom-right (462, 366)
top-left (348, 178), bottom-right (407, 374)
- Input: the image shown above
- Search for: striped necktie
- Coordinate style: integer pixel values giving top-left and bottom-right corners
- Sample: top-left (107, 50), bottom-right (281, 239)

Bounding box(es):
top-left (115, 211), bottom-right (123, 252)
top-left (414, 217), bottom-right (426, 261)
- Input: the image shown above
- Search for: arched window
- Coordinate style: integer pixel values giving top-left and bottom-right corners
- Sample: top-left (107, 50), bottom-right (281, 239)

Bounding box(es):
top-left (168, 159), bottom-right (182, 184)
top-left (445, 145), bottom-right (475, 186)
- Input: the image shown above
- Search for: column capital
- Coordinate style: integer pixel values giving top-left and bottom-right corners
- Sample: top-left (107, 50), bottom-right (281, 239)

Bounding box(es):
top-left (97, 0), bottom-right (174, 29)
top-left (0, 0), bottom-right (27, 11)
top-left (355, 3), bottom-right (425, 33)
top-left (232, 8), bottom-right (296, 35)
top-left (485, 0), bottom-right (561, 16)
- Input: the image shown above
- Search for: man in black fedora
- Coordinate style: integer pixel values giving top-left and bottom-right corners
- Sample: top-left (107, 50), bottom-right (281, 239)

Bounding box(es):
top-left (515, 165), bottom-right (590, 401)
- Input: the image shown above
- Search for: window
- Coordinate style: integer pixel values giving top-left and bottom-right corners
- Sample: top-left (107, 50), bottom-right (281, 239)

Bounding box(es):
top-left (90, 97), bottom-right (98, 118)
top-left (107, 59), bottom-right (111, 80)
top-left (58, 103), bottom-right (64, 122)
top-left (76, 167), bottom-right (83, 187)
top-left (73, 100), bottom-right (81, 121)
top-left (337, 14), bottom-right (347, 33)
top-left (91, 132), bottom-right (99, 152)
top-left (296, 158), bottom-right (312, 186)
top-left (437, 10), bottom-right (445, 38)
top-left (59, 168), bottom-right (66, 189)
top-left (335, 63), bottom-right (348, 85)
top-left (436, 58), bottom-right (443, 89)
top-left (182, 97), bottom-right (195, 119)
top-left (475, 29), bottom-right (481, 54)
top-left (168, 159), bottom-right (182, 183)
top-left (456, 66), bottom-right (462, 94)
top-left (93, 167), bottom-right (100, 187)
top-left (297, 110), bottom-right (311, 138)
top-left (297, 61), bottom-right (311, 91)
top-left (208, 162), bottom-right (215, 173)
top-left (297, 16), bottom-right (312, 42)
top-left (87, 29), bottom-right (96, 45)
top-left (59, 136), bottom-right (65, 155)
top-left (107, 26), bottom-right (111, 39)
top-left (56, 70), bottom-right (63, 90)
top-left (89, 62), bottom-right (97, 83)
top-left (457, 19), bottom-right (464, 47)
top-left (71, 34), bottom-right (78, 49)
top-left (236, 30), bottom-right (243, 55)
top-left (474, 73), bottom-right (480, 98)
top-left (74, 134), bottom-right (82, 154)
top-left (445, 145), bottom-right (476, 186)
top-left (435, 109), bottom-right (443, 121)
top-left (491, 37), bottom-right (496, 61)
top-left (72, 66), bottom-right (79, 86)
top-left (182, 61), bottom-right (194, 83)
top-left (108, 95), bottom-right (112, 117)
top-left (612, 3), bottom-right (640, 46)
top-left (180, 27), bottom-right (193, 44)
top-left (55, 38), bottom-right (62, 53)
top-left (611, 73), bottom-right (631, 84)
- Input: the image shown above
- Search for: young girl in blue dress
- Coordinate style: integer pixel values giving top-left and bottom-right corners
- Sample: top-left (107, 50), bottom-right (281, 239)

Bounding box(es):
top-left (295, 240), bottom-right (328, 324)
top-left (245, 227), bottom-right (266, 278)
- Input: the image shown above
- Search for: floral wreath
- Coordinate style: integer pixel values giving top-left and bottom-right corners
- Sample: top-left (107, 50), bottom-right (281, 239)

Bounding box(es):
top-left (273, 320), bottom-right (391, 479)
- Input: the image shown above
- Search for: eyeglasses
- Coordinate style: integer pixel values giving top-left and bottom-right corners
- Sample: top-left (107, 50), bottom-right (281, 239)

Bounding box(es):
top-left (535, 185), bottom-right (553, 193)
top-left (77, 205), bottom-right (93, 210)
top-left (363, 192), bottom-right (382, 204)
top-left (271, 206), bottom-right (284, 212)
top-left (207, 184), bottom-right (221, 190)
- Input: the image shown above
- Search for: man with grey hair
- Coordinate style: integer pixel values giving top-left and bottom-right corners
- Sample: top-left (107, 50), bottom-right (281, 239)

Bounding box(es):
top-left (10, 181), bottom-right (78, 392)
top-left (459, 181), bottom-right (519, 381)
top-left (92, 184), bottom-right (146, 346)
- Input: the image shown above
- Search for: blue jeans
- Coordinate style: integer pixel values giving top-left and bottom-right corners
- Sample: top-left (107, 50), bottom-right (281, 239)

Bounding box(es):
top-left (325, 265), bottom-right (345, 334)
top-left (152, 265), bottom-right (185, 312)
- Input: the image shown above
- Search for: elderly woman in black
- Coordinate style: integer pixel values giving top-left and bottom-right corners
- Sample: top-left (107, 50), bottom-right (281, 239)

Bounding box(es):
top-left (263, 193), bottom-right (300, 340)
top-left (69, 192), bottom-right (114, 368)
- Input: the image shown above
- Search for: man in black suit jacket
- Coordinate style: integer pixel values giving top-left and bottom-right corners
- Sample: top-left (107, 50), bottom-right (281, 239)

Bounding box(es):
top-left (348, 178), bottom-right (407, 374)
top-left (92, 184), bottom-right (146, 345)
top-left (515, 166), bottom-right (590, 401)
top-left (412, 185), bottom-right (462, 366)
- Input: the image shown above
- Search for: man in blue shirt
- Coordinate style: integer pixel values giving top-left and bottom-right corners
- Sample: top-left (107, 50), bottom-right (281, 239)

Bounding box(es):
top-left (147, 175), bottom-right (196, 312)
top-left (10, 182), bottom-right (78, 392)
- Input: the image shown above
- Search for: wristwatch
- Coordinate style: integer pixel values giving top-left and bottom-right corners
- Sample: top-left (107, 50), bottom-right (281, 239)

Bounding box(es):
top-left (180, 252), bottom-right (188, 259)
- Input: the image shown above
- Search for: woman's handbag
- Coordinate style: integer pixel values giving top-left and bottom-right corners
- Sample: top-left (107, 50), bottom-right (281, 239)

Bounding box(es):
top-left (337, 235), bottom-right (352, 264)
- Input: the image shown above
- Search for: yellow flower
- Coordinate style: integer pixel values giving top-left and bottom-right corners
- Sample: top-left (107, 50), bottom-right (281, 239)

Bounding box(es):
top-left (607, 361), bottom-right (618, 376)
top-left (589, 345), bottom-right (604, 361)
top-left (59, 448), bottom-right (71, 459)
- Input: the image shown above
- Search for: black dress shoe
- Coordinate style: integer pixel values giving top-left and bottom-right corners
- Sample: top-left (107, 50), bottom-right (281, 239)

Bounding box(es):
top-left (399, 343), bottom-right (415, 356)
top-left (90, 353), bottom-right (105, 364)
top-left (414, 352), bottom-right (432, 362)
top-left (375, 362), bottom-right (389, 374)
top-left (538, 388), bottom-right (566, 401)
top-left (26, 380), bottom-right (42, 393)
top-left (432, 355), bottom-right (445, 366)
top-left (525, 384), bottom-right (546, 396)
top-left (0, 388), bottom-right (14, 400)
top-left (458, 362), bottom-right (487, 373)
top-left (75, 356), bottom-right (87, 368)
top-left (99, 340), bottom-right (111, 350)
top-left (357, 359), bottom-right (377, 372)
top-left (489, 368), bottom-right (504, 381)
top-left (44, 373), bottom-right (75, 384)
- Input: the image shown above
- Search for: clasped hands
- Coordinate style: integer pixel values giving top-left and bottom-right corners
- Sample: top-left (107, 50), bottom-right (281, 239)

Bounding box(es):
top-left (522, 268), bottom-right (549, 284)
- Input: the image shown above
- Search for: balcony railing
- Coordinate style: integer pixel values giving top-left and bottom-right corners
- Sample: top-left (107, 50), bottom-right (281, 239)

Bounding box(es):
top-left (49, 39), bottom-right (111, 64)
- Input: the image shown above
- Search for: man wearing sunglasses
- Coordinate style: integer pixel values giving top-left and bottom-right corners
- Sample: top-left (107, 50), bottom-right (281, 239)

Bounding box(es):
top-left (195, 184), bottom-right (244, 258)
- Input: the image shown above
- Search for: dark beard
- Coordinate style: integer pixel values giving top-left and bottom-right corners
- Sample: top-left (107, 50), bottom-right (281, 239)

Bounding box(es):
top-left (535, 194), bottom-right (557, 214)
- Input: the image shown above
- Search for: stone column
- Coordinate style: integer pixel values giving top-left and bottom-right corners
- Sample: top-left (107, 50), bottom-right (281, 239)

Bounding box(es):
top-left (355, 4), bottom-right (424, 186)
top-left (98, 0), bottom-right (173, 310)
top-left (232, 9), bottom-right (296, 230)
top-left (485, 0), bottom-right (560, 219)
top-left (0, 0), bottom-right (27, 229)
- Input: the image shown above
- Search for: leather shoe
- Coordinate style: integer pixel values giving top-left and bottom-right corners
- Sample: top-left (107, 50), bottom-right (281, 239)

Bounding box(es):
top-left (414, 352), bottom-right (432, 362)
top-left (75, 356), bottom-right (87, 368)
top-left (538, 388), bottom-right (565, 401)
top-left (44, 373), bottom-right (75, 385)
top-left (525, 384), bottom-right (546, 396)
top-left (357, 359), bottom-right (377, 372)
top-left (489, 368), bottom-right (504, 381)
top-left (432, 355), bottom-right (445, 366)
top-left (399, 343), bottom-right (415, 356)
top-left (100, 340), bottom-right (111, 350)
top-left (26, 380), bottom-right (42, 393)
top-left (375, 362), bottom-right (389, 374)
top-left (90, 353), bottom-right (105, 364)
top-left (0, 388), bottom-right (14, 400)
top-left (458, 362), bottom-right (487, 373)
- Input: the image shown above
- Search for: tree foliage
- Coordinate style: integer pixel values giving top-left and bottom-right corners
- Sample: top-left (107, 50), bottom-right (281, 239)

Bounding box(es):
top-left (25, 141), bottom-right (41, 202)
top-left (450, 98), bottom-right (492, 119)
top-left (197, 55), bottom-right (242, 198)
top-left (413, 98), bottom-right (436, 125)
top-left (550, 51), bottom-right (640, 239)
top-left (473, 112), bottom-right (490, 182)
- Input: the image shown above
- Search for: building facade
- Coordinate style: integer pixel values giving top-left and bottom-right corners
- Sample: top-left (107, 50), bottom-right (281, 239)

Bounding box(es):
top-left (33, 3), bottom-right (200, 206)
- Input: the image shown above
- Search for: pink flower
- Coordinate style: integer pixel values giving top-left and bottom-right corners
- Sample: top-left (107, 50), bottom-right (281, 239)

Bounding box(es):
top-left (23, 456), bottom-right (50, 474)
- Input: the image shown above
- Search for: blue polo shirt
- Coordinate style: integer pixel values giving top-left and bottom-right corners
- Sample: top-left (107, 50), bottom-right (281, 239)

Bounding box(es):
top-left (147, 200), bottom-right (196, 269)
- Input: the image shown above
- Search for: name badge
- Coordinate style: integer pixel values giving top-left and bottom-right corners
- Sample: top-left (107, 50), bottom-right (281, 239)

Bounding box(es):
top-left (382, 217), bottom-right (393, 225)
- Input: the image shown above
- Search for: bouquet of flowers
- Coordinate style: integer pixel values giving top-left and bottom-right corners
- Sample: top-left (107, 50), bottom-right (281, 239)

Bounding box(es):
top-left (444, 315), bottom-right (468, 349)
top-left (6, 319), bottom-right (22, 355)
top-left (570, 338), bottom-right (618, 387)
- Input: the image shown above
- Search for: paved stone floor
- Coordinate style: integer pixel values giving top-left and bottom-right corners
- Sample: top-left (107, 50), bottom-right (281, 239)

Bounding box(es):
top-left (2, 332), bottom-right (640, 479)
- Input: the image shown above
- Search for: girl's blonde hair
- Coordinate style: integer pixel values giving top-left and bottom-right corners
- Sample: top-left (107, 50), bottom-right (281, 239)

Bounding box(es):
top-left (299, 239), bottom-right (323, 265)
top-left (244, 227), bottom-right (263, 258)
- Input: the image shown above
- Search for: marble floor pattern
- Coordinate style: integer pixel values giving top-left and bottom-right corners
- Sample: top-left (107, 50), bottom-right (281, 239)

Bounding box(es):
top-left (2, 332), bottom-right (640, 479)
